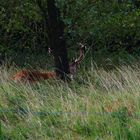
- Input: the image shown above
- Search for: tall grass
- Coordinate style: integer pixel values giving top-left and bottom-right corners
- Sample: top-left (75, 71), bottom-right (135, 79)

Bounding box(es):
top-left (1, 63), bottom-right (140, 140)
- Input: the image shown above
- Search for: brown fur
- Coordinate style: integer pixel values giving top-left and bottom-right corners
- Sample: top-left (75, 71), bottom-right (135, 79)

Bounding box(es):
top-left (12, 70), bottom-right (56, 83)
top-left (12, 44), bottom-right (86, 83)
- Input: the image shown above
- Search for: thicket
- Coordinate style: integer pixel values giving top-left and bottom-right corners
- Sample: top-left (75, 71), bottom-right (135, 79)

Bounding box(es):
top-left (0, 0), bottom-right (140, 65)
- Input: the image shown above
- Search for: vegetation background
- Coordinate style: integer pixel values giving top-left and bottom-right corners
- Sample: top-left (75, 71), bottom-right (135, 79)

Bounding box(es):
top-left (0, 0), bottom-right (140, 139)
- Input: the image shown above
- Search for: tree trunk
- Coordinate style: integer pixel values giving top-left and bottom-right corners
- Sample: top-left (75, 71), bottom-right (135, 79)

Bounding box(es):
top-left (47, 0), bottom-right (70, 80)
top-left (37, 0), bottom-right (70, 80)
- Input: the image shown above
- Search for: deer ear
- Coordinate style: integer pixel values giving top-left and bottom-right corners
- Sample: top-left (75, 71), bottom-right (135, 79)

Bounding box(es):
top-left (78, 43), bottom-right (87, 51)
top-left (74, 58), bottom-right (78, 63)
top-left (70, 57), bottom-right (76, 63)
top-left (48, 48), bottom-right (51, 56)
top-left (82, 45), bottom-right (87, 52)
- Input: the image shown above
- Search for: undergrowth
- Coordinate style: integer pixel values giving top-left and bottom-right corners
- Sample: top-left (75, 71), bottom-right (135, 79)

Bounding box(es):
top-left (1, 61), bottom-right (140, 139)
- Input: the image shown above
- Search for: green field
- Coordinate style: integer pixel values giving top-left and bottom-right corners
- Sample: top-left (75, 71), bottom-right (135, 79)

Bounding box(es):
top-left (1, 61), bottom-right (140, 140)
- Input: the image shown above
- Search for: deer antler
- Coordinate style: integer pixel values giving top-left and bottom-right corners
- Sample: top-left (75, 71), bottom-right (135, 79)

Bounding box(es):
top-left (73, 43), bottom-right (86, 64)
top-left (48, 43), bottom-right (86, 79)
top-left (69, 43), bottom-right (86, 79)
top-left (48, 43), bottom-right (86, 64)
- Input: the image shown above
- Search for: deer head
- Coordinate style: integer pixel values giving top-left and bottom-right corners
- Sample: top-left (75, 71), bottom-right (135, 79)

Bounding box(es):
top-left (48, 43), bottom-right (86, 80)
top-left (69, 43), bottom-right (86, 79)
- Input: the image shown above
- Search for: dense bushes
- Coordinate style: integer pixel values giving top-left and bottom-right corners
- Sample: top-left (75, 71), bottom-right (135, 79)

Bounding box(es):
top-left (65, 0), bottom-right (140, 51)
top-left (0, 0), bottom-right (140, 63)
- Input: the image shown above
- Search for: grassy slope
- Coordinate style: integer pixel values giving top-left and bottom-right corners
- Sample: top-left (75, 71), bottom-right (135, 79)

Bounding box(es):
top-left (1, 62), bottom-right (140, 140)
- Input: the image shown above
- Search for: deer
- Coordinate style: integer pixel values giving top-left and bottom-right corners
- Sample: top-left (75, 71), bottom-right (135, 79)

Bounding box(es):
top-left (11, 43), bottom-right (86, 83)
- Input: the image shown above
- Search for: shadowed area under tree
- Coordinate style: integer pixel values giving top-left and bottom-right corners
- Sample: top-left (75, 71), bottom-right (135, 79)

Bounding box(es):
top-left (36, 0), bottom-right (70, 80)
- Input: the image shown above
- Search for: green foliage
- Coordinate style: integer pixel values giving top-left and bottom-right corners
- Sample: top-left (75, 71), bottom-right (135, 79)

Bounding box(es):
top-left (0, 0), bottom-right (139, 75)
top-left (0, 0), bottom-right (45, 57)
top-left (1, 63), bottom-right (140, 139)
top-left (64, 0), bottom-right (140, 51)
top-left (0, 0), bottom-right (140, 63)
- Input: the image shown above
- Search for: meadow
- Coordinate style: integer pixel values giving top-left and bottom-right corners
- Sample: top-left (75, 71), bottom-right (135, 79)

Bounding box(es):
top-left (0, 0), bottom-right (140, 139)
top-left (1, 55), bottom-right (140, 140)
